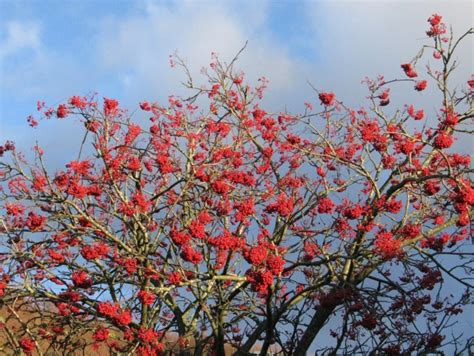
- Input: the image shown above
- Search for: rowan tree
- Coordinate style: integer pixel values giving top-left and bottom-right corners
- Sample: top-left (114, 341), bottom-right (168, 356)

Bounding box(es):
top-left (0, 14), bottom-right (472, 355)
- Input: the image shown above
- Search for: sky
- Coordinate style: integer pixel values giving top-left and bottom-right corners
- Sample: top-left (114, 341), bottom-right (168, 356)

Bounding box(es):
top-left (0, 0), bottom-right (473, 352)
top-left (1, 0), bottom-right (472, 155)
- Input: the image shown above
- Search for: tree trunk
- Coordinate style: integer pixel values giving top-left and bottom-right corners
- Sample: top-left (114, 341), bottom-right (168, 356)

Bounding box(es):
top-left (293, 305), bottom-right (336, 355)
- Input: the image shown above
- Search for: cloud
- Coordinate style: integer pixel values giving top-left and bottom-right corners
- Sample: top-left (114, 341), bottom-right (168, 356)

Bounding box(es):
top-left (93, 0), bottom-right (472, 124)
top-left (0, 20), bottom-right (41, 59)
top-left (3, 0), bottom-right (471, 167)
top-left (302, 0), bottom-right (473, 153)
top-left (94, 1), bottom-right (311, 110)
top-left (304, 1), bottom-right (472, 100)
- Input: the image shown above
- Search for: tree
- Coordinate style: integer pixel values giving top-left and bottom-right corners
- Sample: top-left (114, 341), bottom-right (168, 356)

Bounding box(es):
top-left (0, 14), bottom-right (472, 355)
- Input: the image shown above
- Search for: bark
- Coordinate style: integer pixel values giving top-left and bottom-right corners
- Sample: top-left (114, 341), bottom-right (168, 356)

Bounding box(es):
top-left (293, 305), bottom-right (336, 355)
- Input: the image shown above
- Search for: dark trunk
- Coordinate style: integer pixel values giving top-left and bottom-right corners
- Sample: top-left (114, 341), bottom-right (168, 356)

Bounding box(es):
top-left (293, 305), bottom-right (336, 355)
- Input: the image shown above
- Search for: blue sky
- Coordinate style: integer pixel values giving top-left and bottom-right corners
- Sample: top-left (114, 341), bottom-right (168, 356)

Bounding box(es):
top-left (0, 0), bottom-right (473, 351)
top-left (0, 1), bottom-right (319, 140)
top-left (1, 1), bottom-right (472, 148)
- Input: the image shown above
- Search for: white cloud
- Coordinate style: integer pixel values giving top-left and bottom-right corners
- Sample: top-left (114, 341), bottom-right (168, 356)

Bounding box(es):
top-left (93, 0), bottom-right (472, 117)
top-left (95, 1), bottom-right (311, 110)
top-left (0, 21), bottom-right (41, 59)
top-left (302, 0), bottom-right (473, 154)
top-left (2, 1), bottom-right (472, 160)
top-left (304, 0), bottom-right (472, 100)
